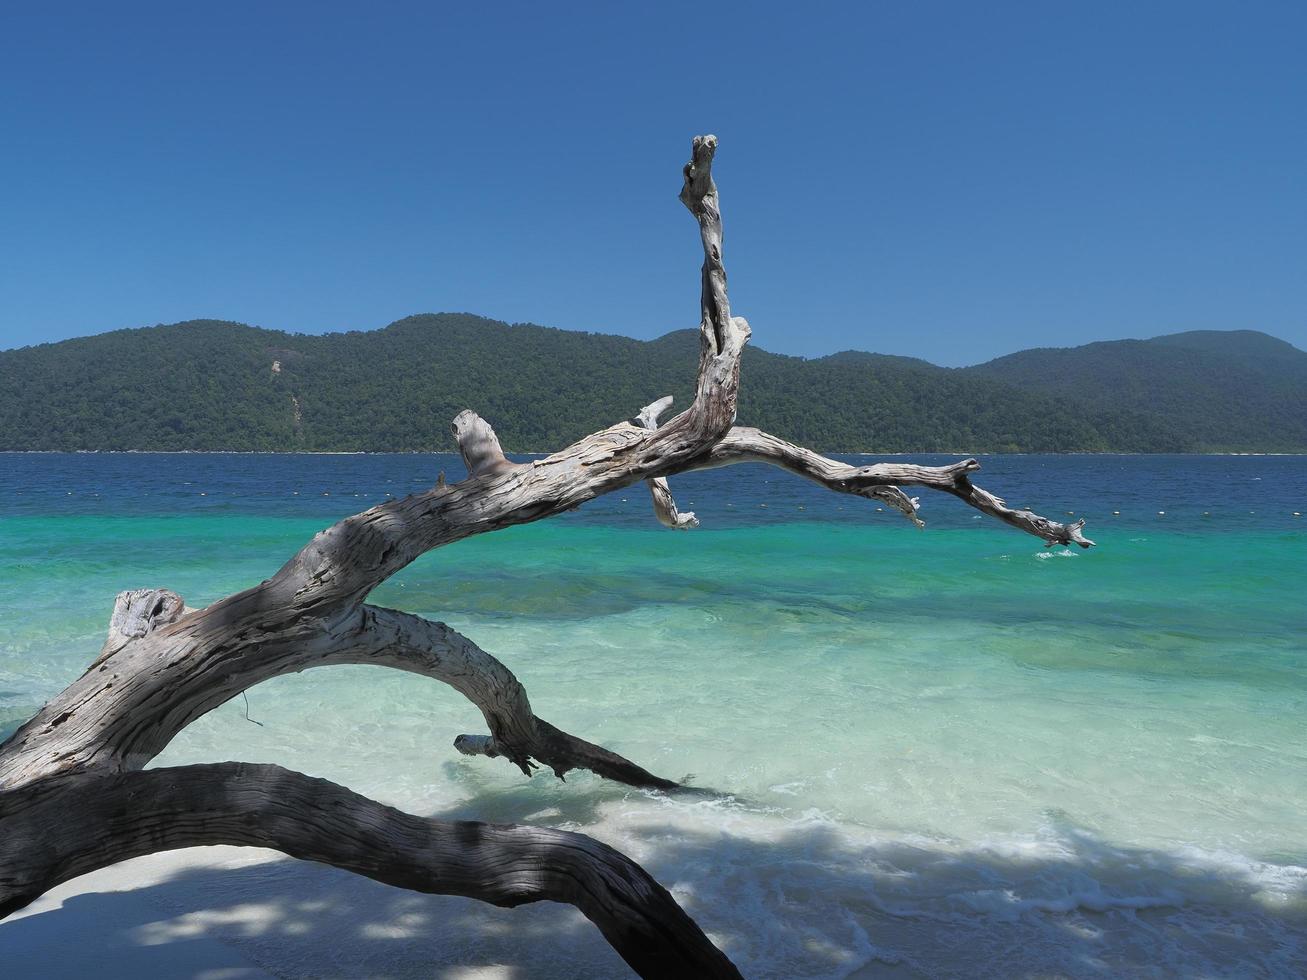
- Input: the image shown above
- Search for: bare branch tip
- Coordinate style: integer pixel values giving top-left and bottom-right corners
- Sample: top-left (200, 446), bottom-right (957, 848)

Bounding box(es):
top-left (681, 135), bottom-right (719, 204)
top-left (693, 133), bottom-right (718, 159)
top-left (730, 315), bottom-right (752, 345)
top-left (635, 395), bottom-right (674, 431)
top-left (1068, 520), bottom-right (1096, 548)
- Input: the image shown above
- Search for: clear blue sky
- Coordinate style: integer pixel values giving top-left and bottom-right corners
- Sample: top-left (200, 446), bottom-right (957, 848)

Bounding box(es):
top-left (1, 2), bottom-right (1302, 365)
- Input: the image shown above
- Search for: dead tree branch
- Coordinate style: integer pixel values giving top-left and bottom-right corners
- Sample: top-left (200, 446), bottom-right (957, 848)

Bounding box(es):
top-left (0, 764), bottom-right (736, 977)
top-left (700, 427), bottom-right (1095, 546)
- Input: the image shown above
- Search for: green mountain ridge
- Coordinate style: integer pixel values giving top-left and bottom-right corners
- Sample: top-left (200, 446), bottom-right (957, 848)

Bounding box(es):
top-left (968, 330), bottom-right (1307, 452)
top-left (1, 315), bottom-right (1302, 453)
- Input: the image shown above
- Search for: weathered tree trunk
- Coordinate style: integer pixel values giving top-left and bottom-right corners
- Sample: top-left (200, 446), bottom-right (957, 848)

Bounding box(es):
top-left (0, 135), bottom-right (1092, 978)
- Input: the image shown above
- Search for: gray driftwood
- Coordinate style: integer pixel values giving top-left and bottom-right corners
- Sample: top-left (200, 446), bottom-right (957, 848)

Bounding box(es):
top-left (0, 135), bottom-right (1092, 978)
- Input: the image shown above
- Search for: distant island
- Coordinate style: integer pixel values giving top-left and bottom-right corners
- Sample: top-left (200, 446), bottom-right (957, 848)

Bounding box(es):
top-left (2, 314), bottom-right (1304, 453)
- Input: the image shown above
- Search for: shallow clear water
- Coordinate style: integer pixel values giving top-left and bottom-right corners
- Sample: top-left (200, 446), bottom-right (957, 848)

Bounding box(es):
top-left (1, 453), bottom-right (1305, 977)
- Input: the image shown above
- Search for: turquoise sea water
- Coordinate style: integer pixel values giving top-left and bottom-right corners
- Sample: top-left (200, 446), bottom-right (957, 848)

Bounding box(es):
top-left (1, 453), bottom-right (1305, 977)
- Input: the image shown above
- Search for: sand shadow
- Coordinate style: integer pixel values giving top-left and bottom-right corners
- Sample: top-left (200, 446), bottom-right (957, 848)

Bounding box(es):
top-left (2, 783), bottom-right (1303, 979)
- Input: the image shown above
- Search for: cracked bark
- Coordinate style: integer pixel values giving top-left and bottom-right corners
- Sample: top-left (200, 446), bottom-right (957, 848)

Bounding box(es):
top-left (0, 135), bottom-right (1091, 978)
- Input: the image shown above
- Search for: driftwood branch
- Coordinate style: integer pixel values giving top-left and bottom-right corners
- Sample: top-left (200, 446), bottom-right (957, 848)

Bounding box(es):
top-left (0, 596), bottom-right (677, 791)
top-left (636, 396), bottom-right (699, 529)
top-left (0, 134), bottom-right (1094, 977)
top-left (0, 764), bottom-right (737, 978)
top-left (700, 427), bottom-right (1095, 547)
top-left (452, 409), bottom-right (518, 478)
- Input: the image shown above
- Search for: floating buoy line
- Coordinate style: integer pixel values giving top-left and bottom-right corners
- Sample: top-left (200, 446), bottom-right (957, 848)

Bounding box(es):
top-left (35, 489), bottom-right (1306, 521)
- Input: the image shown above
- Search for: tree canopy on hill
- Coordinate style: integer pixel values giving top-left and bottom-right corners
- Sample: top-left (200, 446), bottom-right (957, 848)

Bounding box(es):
top-left (1, 315), bottom-right (1302, 452)
top-left (967, 330), bottom-right (1307, 452)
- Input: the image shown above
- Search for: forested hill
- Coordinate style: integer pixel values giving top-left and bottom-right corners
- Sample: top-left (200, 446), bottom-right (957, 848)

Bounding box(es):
top-left (966, 330), bottom-right (1307, 452)
top-left (1, 315), bottom-right (1302, 453)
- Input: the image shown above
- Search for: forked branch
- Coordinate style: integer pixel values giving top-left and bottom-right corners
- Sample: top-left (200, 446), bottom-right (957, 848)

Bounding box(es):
top-left (636, 396), bottom-right (699, 529)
